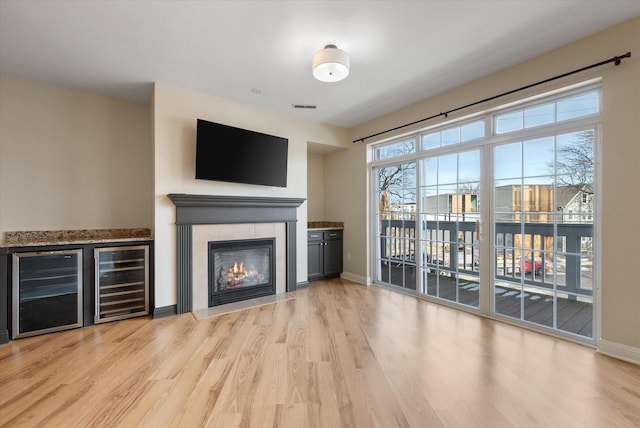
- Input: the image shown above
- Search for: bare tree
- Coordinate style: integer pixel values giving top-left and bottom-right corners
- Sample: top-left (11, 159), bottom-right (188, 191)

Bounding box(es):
top-left (555, 130), bottom-right (594, 194)
top-left (377, 140), bottom-right (416, 217)
top-left (378, 163), bottom-right (416, 217)
top-left (458, 180), bottom-right (480, 194)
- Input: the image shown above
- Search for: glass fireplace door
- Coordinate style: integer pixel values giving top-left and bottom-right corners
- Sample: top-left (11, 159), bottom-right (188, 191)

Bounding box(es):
top-left (209, 238), bottom-right (276, 306)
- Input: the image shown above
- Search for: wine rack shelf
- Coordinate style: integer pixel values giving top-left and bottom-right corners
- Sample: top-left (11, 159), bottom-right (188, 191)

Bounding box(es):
top-left (95, 246), bottom-right (149, 323)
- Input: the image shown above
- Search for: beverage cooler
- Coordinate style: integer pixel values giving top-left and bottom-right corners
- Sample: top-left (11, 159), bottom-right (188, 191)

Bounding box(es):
top-left (94, 246), bottom-right (149, 323)
top-left (12, 249), bottom-right (83, 339)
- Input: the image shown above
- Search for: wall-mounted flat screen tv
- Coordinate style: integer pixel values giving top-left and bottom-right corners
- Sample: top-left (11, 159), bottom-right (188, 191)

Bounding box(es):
top-left (195, 119), bottom-right (288, 188)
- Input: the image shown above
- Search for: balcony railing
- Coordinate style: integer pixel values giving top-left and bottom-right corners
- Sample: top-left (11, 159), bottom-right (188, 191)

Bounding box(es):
top-left (379, 219), bottom-right (593, 297)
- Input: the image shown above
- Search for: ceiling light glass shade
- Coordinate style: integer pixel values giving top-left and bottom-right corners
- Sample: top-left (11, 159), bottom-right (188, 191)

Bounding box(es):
top-left (312, 44), bottom-right (350, 82)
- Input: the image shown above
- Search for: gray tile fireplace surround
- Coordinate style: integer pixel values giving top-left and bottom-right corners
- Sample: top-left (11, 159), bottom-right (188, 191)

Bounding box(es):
top-left (167, 194), bottom-right (305, 314)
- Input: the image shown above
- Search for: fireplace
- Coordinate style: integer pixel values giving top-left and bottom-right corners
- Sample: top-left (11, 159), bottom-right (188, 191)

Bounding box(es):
top-left (168, 194), bottom-right (305, 314)
top-left (208, 238), bottom-right (275, 306)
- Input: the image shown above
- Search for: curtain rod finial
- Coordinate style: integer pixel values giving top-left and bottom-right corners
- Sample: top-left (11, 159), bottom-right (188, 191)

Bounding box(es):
top-left (614, 51), bottom-right (632, 66)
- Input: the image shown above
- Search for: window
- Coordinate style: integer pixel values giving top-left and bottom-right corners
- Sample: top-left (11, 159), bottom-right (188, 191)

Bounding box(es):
top-left (495, 89), bottom-right (599, 134)
top-left (582, 193), bottom-right (590, 204)
top-left (375, 138), bottom-right (416, 161)
top-left (422, 120), bottom-right (484, 150)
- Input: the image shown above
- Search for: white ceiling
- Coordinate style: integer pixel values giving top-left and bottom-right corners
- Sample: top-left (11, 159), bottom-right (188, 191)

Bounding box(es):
top-left (1, 1), bottom-right (638, 129)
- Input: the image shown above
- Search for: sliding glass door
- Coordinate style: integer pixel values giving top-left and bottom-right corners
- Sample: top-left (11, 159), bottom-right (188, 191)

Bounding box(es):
top-left (493, 130), bottom-right (595, 337)
top-left (419, 149), bottom-right (481, 307)
top-left (374, 139), bottom-right (417, 291)
top-left (371, 86), bottom-right (599, 342)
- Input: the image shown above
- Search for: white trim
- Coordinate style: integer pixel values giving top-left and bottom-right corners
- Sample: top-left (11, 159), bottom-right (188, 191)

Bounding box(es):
top-left (594, 123), bottom-right (603, 347)
top-left (479, 141), bottom-right (492, 316)
top-left (598, 339), bottom-right (640, 365)
top-left (341, 271), bottom-right (370, 285)
top-left (417, 291), bottom-right (483, 316)
top-left (365, 146), bottom-right (372, 284)
top-left (492, 312), bottom-right (595, 347)
top-left (368, 152), bottom-right (377, 287)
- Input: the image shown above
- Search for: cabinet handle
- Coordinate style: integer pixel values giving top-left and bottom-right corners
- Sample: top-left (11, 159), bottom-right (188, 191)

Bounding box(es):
top-left (95, 257), bottom-right (100, 317)
top-left (329, 233), bottom-right (337, 237)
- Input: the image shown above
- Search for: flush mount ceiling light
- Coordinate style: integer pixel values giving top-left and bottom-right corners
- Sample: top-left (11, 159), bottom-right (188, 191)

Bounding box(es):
top-left (312, 44), bottom-right (350, 82)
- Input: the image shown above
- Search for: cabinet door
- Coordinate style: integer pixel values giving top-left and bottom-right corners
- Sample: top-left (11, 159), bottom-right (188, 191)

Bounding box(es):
top-left (307, 242), bottom-right (324, 282)
top-left (323, 239), bottom-right (343, 277)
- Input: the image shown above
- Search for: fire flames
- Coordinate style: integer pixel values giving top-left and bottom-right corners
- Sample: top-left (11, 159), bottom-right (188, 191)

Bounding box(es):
top-left (218, 261), bottom-right (264, 290)
top-left (232, 261), bottom-right (245, 276)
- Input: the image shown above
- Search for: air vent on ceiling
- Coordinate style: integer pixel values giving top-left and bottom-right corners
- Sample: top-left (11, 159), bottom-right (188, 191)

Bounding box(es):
top-left (292, 104), bottom-right (317, 109)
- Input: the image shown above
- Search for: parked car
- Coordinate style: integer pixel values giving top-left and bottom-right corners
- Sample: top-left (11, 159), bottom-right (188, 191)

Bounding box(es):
top-left (519, 258), bottom-right (546, 276)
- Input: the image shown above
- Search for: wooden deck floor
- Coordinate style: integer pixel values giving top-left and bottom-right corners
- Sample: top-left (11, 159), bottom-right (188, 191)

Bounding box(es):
top-left (1, 279), bottom-right (638, 427)
top-left (384, 264), bottom-right (592, 337)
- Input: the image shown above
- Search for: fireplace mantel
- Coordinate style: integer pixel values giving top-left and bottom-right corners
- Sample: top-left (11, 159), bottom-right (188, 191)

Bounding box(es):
top-left (168, 194), bottom-right (305, 314)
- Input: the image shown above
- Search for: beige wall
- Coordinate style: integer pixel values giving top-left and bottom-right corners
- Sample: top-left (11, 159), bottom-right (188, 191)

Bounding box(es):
top-left (306, 151), bottom-right (325, 221)
top-left (324, 143), bottom-right (369, 284)
top-left (331, 18), bottom-right (640, 350)
top-left (153, 82), bottom-right (349, 307)
top-left (0, 75), bottom-right (153, 237)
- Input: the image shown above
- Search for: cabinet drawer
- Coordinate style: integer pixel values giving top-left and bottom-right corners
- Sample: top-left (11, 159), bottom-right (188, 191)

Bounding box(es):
top-left (307, 231), bottom-right (323, 241)
top-left (323, 230), bottom-right (342, 240)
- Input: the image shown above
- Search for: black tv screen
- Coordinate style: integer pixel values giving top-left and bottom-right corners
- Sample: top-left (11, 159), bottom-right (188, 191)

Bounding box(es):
top-left (195, 119), bottom-right (288, 187)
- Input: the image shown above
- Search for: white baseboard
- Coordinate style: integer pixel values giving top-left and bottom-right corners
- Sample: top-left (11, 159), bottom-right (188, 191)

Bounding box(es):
top-left (598, 339), bottom-right (640, 365)
top-left (340, 271), bottom-right (370, 285)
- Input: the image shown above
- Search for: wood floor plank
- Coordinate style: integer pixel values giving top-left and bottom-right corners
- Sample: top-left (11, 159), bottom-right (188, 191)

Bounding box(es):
top-left (1, 278), bottom-right (640, 427)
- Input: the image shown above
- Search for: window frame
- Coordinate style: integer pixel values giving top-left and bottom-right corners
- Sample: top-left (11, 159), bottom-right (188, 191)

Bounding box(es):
top-left (369, 81), bottom-right (601, 345)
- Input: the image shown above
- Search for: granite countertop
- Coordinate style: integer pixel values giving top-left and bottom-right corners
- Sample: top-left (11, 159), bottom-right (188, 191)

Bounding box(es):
top-left (2, 228), bottom-right (153, 247)
top-left (307, 221), bottom-right (344, 230)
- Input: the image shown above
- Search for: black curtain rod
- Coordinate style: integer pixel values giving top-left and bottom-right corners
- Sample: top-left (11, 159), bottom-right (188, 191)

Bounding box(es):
top-left (353, 51), bottom-right (631, 143)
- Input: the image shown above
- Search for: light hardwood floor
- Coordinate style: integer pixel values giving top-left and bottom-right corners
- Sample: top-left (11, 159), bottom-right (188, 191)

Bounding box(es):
top-left (1, 278), bottom-right (639, 427)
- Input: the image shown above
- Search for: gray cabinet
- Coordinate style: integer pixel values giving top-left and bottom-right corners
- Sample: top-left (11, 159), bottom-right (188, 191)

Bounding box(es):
top-left (2, 239), bottom-right (153, 342)
top-left (307, 230), bottom-right (343, 282)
